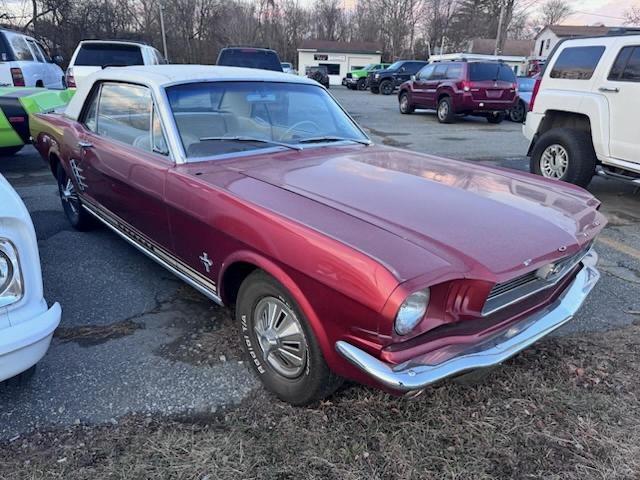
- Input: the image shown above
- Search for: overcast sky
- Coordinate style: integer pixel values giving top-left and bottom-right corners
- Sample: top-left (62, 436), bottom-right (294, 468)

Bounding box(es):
top-left (563, 0), bottom-right (637, 25)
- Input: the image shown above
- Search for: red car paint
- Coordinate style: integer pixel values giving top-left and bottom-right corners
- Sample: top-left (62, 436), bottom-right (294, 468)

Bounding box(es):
top-left (30, 112), bottom-right (606, 392)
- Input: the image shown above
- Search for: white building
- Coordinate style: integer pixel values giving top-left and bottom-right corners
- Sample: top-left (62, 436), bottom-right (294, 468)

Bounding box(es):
top-left (297, 40), bottom-right (382, 86)
top-left (532, 25), bottom-right (617, 60)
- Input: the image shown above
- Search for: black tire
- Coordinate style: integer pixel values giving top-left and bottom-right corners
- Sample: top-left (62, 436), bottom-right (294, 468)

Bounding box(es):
top-left (380, 80), bottom-right (394, 95)
top-left (56, 163), bottom-right (94, 231)
top-left (357, 78), bottom-right (367, 91)
top-left (487, 112), bottom-right (504, 124)
top-left (399, 92), bottom-right (414, 114)
top-left (530, 128), bottom-right (596, 187)
top-left (346, 84), bottom-right (354, 90)
top-left (236, 270), bottom-right (343, 405)
top-left (0, 145), bottom-right (23, 157)
top-left (509, 101), bottom-right (526, 123)
top-left (436, 97), bottom-right (455, 123)
top-left (370, 86), bottom-right (380, 94)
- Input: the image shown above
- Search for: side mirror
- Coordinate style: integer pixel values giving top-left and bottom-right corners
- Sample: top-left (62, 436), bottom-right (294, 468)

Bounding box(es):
top-left (53, 55), bottom-right (64, 65)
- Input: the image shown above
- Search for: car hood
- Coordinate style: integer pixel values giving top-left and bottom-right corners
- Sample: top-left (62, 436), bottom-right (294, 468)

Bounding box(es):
top-left (214, 145), bottom-right (605, 282)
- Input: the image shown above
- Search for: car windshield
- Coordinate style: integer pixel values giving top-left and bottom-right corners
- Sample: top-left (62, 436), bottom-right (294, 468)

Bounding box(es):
top-left (217, 49), bottom-right (282, 72)
top-left (75, 43), bottom-right (143, 67)
top-left (165, 81), bottom-right (368, 159)
top-left (516, 77), bottom-right (535, 92)
top-left (469, 63), bottom-right (516, 82)
top-left (386, 61), bottom-right (403, 71)
top-left (281, 63), bottom-right (292, 69)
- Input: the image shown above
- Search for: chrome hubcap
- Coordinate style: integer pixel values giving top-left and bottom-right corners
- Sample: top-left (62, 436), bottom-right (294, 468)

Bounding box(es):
top-left (438, 101), bottom-right (448, 119)
top-left (540, 144), bottom-right (569, 179)
top-left (253, 297), bottom-right (307, 378)
top-left (401, 96), bottom-right (408, 111)
top-left (60, 177), bottom-right (79, 214)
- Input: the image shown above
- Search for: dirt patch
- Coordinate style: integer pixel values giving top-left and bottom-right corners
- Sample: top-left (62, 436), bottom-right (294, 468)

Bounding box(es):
top-left (54, 320), bottom-right (143, 347)
top-left (3, 324), bottom-right (640, 479)
top-left (155, 286), bottom-right (243, 365)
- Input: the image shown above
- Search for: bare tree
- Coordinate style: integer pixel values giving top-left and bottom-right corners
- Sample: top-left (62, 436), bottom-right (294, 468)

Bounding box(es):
top-left (539, 0), bottom-right (572, 26)
top-left (625, 6), bottom-right (640, 26)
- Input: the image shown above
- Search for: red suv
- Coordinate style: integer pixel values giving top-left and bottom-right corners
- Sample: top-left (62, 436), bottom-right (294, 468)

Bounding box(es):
top-left (398, 61), bottom-right (518, 124)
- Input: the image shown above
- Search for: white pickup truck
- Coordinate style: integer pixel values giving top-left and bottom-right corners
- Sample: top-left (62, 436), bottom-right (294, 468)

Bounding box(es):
top-left (524, 31), bottom-right (640, 187)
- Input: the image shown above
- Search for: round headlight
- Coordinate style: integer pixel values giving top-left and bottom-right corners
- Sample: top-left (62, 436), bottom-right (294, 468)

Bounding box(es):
top-left (395, 288), bottom-right (430, 335)
top-left (0, 250), bottom-right (13, 293)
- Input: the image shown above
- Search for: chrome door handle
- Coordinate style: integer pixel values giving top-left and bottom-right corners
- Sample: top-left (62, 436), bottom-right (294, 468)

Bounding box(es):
top-left (599, 87), bottom-right (619, 93)
top-left (77, 141), bottom-right (93, 148)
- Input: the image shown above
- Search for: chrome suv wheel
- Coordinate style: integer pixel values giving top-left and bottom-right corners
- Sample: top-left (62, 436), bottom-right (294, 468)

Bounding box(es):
top-left (540, 144), bottom-right (569, 179)
top-left (236, 270), bottom-right (343, 405)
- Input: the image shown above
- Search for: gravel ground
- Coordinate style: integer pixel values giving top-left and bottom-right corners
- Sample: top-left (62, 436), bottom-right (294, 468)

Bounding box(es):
top-left (1, 86), bottom-right (639, 441)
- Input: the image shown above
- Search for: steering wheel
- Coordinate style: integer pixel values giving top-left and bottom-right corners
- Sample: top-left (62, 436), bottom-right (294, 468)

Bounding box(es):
top-left (278, 120), bottom-right (320, 141)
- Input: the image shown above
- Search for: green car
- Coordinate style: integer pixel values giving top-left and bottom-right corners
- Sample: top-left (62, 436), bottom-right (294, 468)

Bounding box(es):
top-left (343, 63), bottom-right (391, 91)
top-left (0, 87), bottom-right (74, 156)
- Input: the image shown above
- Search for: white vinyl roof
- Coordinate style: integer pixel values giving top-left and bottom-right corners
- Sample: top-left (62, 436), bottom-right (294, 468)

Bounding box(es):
top-left (64, 65), bottom-right (318, 120)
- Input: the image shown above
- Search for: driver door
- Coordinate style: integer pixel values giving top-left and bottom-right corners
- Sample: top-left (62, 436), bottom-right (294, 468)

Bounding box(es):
top-left (411, 64), bottom-right (435, 107)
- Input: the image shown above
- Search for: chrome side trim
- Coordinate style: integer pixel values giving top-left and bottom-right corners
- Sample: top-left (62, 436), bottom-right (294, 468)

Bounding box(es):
top-left (81, 201), bottom-right (223, 306)
top-left (336, 250), bottom-right (599, 392)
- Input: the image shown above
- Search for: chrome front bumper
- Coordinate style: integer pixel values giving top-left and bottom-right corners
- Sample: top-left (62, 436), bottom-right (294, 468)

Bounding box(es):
top-left (336, 250), bottom-right (600, 393)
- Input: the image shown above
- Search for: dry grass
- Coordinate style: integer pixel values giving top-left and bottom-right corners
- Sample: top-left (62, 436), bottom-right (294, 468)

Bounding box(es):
top-left (54, 320), bottom-right (143, 346)
top-left (3, 325), bottom-right (640, 480)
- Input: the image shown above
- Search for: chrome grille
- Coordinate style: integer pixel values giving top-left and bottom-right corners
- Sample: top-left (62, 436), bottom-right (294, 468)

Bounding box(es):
top-left (482, 246), bottom-right (591, 316)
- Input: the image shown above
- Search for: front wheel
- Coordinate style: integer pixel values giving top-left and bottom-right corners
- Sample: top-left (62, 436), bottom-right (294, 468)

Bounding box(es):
top-left (380, 80), bottom-right (394, 95)
top-left (57, 163), bottom-right (94, 231)
top-left (530, 128), bottom-right (596, 187)
top-left (236, 270), bottom-right (343, 405)
top-left (509, 101), bottom-right (526, 123)
top-left (399, 92), bottom-right (414, 114)
top-left (357, 78), bottom-right (367, 91)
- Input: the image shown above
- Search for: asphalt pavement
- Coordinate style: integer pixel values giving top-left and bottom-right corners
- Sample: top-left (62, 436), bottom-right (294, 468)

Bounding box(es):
top-left (1, 86), bottom-right (640, 439)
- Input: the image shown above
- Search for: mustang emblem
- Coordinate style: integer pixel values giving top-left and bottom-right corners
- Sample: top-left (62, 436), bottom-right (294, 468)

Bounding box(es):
top-left (199, 252), bottom-right (213, 273)
top-left (523, 258), bottom-right (532, 267)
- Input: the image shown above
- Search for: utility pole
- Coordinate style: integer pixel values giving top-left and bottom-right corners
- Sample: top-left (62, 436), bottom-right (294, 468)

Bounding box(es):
top-left (159, 2), bottom-right (169, 62)
top-left (494, 3), bottom-right (505, 55)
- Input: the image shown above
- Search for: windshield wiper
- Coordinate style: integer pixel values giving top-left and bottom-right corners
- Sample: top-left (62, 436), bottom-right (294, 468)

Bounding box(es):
top-left (296, 136), bottom-right (371, 146)
top-left (199, 136), bottom-right (302, 151)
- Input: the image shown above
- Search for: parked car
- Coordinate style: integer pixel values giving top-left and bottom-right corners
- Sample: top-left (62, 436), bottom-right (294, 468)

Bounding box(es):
top-left (398, 61), bottom-right (518, 123)
top-left (0, 28), bottom-right (64, 89)
top-left (66, 40), bottom-right (165, 88)
top-left (0, 86), bottom-right (74, 157)
top-left (369, 60), bottom-right (428, 95)
top-left (281, 62), bottom-right (297, 75)
top-left (344, 63), bottom-right (391, 90)
top-left (31, 65), bottom-right (604, 405)
top-left (305, 65), bottom-right (330, 88)
top-left (509, 76), bottom-right (536, 123)
top-left (524, 32), bottom-right (640, 187)
top-left (217, 47), bottom-right (282, 72)
top-left (0, 173), bottom-right (61, 384)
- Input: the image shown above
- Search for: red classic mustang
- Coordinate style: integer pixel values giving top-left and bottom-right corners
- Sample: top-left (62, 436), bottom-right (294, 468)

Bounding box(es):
top-left (30, 65), bottom-right (605, 405)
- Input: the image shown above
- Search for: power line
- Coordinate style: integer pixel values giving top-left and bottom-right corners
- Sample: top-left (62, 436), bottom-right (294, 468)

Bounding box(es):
top-left (572, 10), bottom-right (627, 21)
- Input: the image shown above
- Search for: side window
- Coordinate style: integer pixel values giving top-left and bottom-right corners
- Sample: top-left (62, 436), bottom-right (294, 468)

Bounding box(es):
top-left (609, 46), bottom-right (640, 82)
top-left (97, 83), bottom-right (152, 149)
top-left (152, 107), bottom-right (169, 155)
top-left (26, 39), bottom-right (44, 62)
top-left (35, 42), bottom-right (51, 62)
top-left (446, 64), bottom-right (463, 79)
top-left (432, 64), bottom-right (448, 80)
top-left (550, 46), bottom-right (605, 80)
top-left (417, 64), bottom-right (434, 80)
top-left (82, 86), bottom-right (100, 132)
top-left (9, 35), bottom-right (33, 61)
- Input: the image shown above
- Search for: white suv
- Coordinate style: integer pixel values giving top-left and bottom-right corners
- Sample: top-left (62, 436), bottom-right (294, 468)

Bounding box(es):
top-left (0, 28), bottom-right (65, 89)
top-left (66, 40), bottom-right (166, 88)
top-left (524, 31), bottom-right (640, 187)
